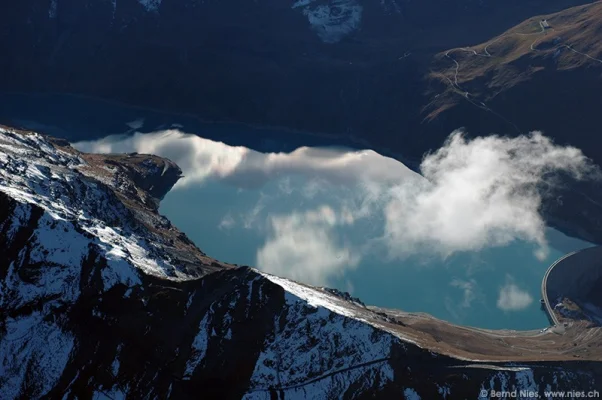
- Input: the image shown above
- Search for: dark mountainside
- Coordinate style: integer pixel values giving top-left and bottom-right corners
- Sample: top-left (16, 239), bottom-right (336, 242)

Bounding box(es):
top-left (1, 126), bottom-right (601, 399)
top-left (3, 0), bottom-right (602, 245)
top-left (427, 1), bottom-right (602, 243)
top-left (0, 0), bottom-right (592, 151)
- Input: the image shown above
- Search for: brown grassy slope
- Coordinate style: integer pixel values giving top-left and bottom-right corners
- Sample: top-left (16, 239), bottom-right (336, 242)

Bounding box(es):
top-left (426, 1), bottom-right (602, 120)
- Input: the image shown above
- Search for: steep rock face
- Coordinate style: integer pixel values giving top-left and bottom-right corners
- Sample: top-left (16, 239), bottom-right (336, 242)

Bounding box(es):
top-left (0, 127), bottom-right (600, 399)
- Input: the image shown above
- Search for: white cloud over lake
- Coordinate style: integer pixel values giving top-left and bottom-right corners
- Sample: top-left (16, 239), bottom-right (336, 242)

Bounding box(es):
top-left (444, 278), bottom-right (483, 322)
top-left (74, 129), bottom-right (596, 285)
top-left (218, 213), bottom-right (235, 230)
top-left (497, 277), bottom-right (534, 311)
top-left (451, 278), bottom-right (479, 309)
top-left (381, 132), bottom-right (594, 260)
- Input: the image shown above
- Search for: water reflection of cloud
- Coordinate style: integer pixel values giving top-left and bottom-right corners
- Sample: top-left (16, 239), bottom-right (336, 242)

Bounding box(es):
top-left (74, 129), bottom-right (596, 285)
top-left (256, 206), bottom-right (361, 285)
top-left (218, 213), bottom-right (235, 230)
top-left (74, 130), bottom-right (418, 189)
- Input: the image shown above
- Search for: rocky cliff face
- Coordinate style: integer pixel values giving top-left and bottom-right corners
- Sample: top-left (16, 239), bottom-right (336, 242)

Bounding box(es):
top-left (0, 126), bottom-right (600, 399)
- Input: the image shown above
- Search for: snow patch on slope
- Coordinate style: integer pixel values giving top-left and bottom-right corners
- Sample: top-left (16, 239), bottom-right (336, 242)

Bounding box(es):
top-left (184, 313), bottom-right (212, 378)
top-left (478, 368), bottom-right (588, 397)
top-left (404, 388), bottom-right (421, 400)
top-left (262, 273), bottom-right (360, 319)
top-left (261, 272), bottom-right (422, 348)
top-left (0, 312), bottom-right (74, 399)
top-left (0, 128), bottom-right (189, 282)
top-left (138, 0), bottom-right (161, 12)
top-left (10, 213), bottom-right (90, 305)
top-left (48, 0), bottom-right (57, 18)
top-left (292, 0), bottom-right (362, 43)
top-left (247, 273), bottom-right (396, 392)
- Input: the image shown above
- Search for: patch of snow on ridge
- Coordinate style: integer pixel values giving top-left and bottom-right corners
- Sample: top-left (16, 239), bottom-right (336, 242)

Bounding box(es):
top-left (292, 0), bottom-right (362, 44)
top-left (0, 312), bottom-right (74, 399)
top-left (8, 213), bottom-right (90, 306)
top-left (262, 272), bottom-right (358, 318)
top-left (0, 128), bottom-right (190, 282)
top-left (248, 272), bottom-right (395, 391)
top-left (90, 224), bottom-right (171, 285)
top-left (138, 0), bottom-right (161, 12)
top-left (49, 0), bottom-right (57, 18)
top-left (260, 271), bottom-right (423, 348)
top-left (404, 388), bottom-right (421, 400)
top-left (184, 313), bottom-right (212, 379)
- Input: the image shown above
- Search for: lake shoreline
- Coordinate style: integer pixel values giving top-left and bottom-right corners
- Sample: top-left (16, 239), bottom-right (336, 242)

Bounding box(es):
top-left (0, 90), bottom-right (422, 169)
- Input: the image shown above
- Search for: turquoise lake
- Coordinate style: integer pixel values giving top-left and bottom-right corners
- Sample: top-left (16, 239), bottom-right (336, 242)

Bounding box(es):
top-left (0, 91), bottom-right (595, 330)
top-left (158, 173), bottom-right (590, 330)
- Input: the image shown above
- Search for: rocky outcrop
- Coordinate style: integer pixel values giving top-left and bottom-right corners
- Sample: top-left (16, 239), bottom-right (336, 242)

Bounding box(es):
top-left (0, 126), bottom-right (600, 399)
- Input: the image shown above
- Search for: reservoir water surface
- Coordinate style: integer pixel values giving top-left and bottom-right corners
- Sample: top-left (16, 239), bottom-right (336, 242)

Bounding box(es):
top-left (1, 92), bottom-right (594, 330)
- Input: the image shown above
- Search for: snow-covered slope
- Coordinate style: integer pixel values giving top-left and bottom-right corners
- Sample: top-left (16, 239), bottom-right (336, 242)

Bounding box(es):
top-left (0, 126), bottom-right (600, 399)
top-left (0, 126), bottom-right (224, 398)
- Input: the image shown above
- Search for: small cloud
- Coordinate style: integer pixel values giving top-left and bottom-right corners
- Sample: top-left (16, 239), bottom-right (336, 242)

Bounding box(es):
top-left (218, 213), bottom-right (235, 230)
top-left (242, 192), bottom-right (268, 230)
top-left (278, 177), bottom-right (293, 195)
top-left (450, 278), bottom-right (479, 309)
top-left (497, 276), bottom-right (533, 311)
top-left (445, 278), bottom-right (482, 322)
top-left (301, 178), bottom-right (327, 199)
top-left (125, 118), bottom-right (145, 130)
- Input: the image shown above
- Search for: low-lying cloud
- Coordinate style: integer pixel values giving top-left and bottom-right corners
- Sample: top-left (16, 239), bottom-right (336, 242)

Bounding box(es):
top-left (451, 278), bottom-right (479, 309)
top-left (497, 276), bottom-right (534, 311)
top-left (382, 132), bottom-right (595, 260)
top-left (445, 278), bottom-right (482, 321)
top-left (74, 129), bottom-right (596, 285)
